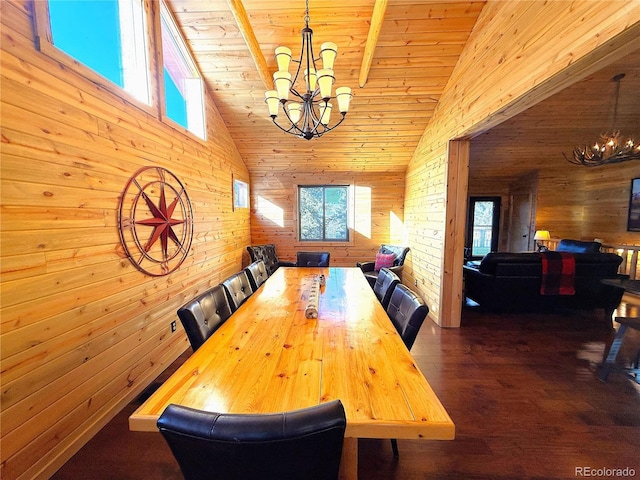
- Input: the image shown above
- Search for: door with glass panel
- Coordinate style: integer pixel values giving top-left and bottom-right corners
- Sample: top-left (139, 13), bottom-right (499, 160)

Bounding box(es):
top-left (466, 197), bottom-right (501, 260)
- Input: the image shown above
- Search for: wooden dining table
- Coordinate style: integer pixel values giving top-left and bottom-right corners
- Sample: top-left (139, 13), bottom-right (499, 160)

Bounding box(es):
top-left (129, 266), bottom-right (455, 479)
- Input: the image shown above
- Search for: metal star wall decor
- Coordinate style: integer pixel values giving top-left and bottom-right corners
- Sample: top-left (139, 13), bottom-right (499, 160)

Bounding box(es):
top-left (118, 166), bottom-right (193, 276)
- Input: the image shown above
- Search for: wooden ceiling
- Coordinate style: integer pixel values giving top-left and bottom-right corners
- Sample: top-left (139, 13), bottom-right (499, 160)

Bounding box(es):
top-left (167, 0), bottom-right (486, 173)
top-left (469, 49), bottom-right (640, 183)
top-left (168, 1), bottom-right (638, 176)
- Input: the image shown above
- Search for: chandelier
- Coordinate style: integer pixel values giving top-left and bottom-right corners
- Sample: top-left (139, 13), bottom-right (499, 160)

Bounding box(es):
top-left (264, 0), bottom-right (352, 140)
top-left (565, 73), bottom-right (640, 166)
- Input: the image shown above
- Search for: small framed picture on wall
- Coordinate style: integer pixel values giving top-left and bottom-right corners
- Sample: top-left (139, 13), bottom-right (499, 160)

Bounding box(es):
top-left (627, 178), bottom-right (640, 232)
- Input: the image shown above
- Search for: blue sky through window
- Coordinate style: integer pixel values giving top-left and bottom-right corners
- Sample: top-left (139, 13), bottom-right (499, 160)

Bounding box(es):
top-left (48, 0), bottom-right (124, 88)
top-left (164, 68), bottom-right (188, 129)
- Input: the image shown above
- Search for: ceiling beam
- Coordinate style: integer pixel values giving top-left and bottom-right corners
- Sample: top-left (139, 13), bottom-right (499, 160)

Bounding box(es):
top-left (359, 0), bottom-right (389, 88)
top-left (226, 0), bottom-right (272, 91)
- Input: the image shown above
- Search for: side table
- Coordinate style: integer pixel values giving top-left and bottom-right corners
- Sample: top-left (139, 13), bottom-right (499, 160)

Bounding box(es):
top-left (598, 279), bottom-right (640, 384)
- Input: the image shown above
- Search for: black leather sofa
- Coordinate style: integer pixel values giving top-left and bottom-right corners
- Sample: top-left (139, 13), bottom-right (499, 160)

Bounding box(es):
top-left (463, 251), bottom-right (626, 321)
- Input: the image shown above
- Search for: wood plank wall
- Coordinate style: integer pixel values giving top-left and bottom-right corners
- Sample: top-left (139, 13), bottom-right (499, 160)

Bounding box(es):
top-left (0, 1), bottom-right (250, 478)
top-left (249, 171), bottom-right (406, 268)
top-left (404, 1), bottom-right (640, 327)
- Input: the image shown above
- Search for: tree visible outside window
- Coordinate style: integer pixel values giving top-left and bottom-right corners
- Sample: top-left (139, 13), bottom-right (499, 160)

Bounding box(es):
top-left (160, 2), bottom-right (206, 139)
top-left (299, 186), bottom-right (349, 242)
top-left (45, 0), bottom-right (150, 104)
top-left (234, 179), bottom-right (249, 209)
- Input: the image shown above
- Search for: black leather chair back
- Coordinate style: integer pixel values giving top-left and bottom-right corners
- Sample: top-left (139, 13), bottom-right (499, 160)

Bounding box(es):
top-left (380, 244), bottom-right (410, 266)
top-left (222, 271), bottom-right (254, 311)
top-left (177, 285), bottom-right (232, 352)
top-left (244, 260), bottom-right (268, 291)
top-left (373, 267), bottom-right (400, 310)
top-left (246, 244), bottom-right (280, 275)
top-left (157, 400), bottom-right (346, 480)
top-left (386, 284), bottom-right (429, 350)
top-left (297, 251), bottom-right (331, 267)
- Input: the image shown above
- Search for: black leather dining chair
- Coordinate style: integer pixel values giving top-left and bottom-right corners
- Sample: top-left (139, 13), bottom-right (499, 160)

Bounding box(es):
top-left (222, 271), bottom-right (254, 311)
top-left (297, 251), bottom-right (331, 267)
top-left (373, 267), bottom-right (400, 310)
top-left (246, 244), bottom-right (295, 276)
top-left (385, 283), bottom-right (429, 457)
top-left (177, 285), bottom-right (233, 352)
top-left (157, 400), bottom-right (347, 480)
top-left (244, 260), bottom-right (268, 291)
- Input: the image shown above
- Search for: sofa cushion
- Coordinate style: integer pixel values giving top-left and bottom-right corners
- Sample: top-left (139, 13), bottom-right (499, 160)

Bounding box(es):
top-left (556, 239), bottom-right (601, 253)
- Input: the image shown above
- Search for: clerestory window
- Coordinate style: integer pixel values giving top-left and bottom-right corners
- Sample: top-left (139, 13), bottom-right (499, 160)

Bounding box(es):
top-left (36, 0), bottom-right (151, 105)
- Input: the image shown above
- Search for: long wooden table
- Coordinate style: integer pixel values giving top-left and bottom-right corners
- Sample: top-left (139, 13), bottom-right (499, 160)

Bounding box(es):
top-left (129, 267), bottom-right (455, 479)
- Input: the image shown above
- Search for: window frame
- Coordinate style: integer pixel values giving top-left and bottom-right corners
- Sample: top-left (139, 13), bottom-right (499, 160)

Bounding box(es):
top-left (158, 0), bottom-right (206, 140)
top-left (297, 184), bottom-right (352, 244)
top-left (32, 0), bottom-right (158, 116)
top-left (466, 196), bottom-right (501, 259)
top-left (233, 176), bottom-right (249, 210)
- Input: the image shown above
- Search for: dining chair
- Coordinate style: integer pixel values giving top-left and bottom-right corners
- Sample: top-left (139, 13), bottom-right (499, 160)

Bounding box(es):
top-left (247, 244), bottom-right (295, 276)
top-left (373, 267), bottom-right (400, 310)
top-left (385, 283), bottom-right (429, 457)
top-left (222, 271), bottom-right (254, 311)
top-left (177, 285), bottom-right (233, 352)
top-left (244, 260), bottom-right (268, 291)
top-left (157, 400), bottom-right (347, 480)
top-left (296, 251), bottom-right (331, 267)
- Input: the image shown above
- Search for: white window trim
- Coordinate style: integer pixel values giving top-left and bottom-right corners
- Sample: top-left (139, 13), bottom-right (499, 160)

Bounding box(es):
top-left (159, 0), bottom-right (206, 140)
top-left (32, 0), bottom-right (156, 113)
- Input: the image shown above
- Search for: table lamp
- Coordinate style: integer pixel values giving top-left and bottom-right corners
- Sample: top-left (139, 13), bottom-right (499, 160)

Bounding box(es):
top-left (534, 230), bottom-right (550, 252)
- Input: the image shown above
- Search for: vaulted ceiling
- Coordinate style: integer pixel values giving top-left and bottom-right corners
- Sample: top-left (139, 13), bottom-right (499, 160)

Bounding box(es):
top-left (167, 0), bottom-right (638, 176)
top-left (168, 0), bottom-right (486, 173)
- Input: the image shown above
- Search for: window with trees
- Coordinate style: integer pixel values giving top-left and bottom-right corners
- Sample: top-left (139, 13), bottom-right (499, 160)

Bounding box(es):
top-left (298, 186), bottom-right (349, 242)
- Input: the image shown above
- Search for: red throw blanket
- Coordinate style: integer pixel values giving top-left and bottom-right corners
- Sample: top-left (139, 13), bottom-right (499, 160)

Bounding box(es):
top-left (539, 252), bottom-right (576, 295)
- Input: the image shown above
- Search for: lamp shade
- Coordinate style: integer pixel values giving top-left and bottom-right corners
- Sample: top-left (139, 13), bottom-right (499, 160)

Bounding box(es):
top-left (320, 42), bottom-right (338, 70)
top-left (275, 46), bottom-right (292, 72)
top-left (265, 91), bottom-right (280, 117)
top-left (534, 230), bottom-right (550, 241)
top-left (335, 86), bottom-right (352, 113)
top-left (319, 102), bottom-right (332, 125)
top-left (317, 69), bottom-right (335, 100)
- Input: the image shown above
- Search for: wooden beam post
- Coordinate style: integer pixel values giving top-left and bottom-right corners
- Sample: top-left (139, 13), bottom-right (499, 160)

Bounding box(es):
top-left (226, 0), bottom-right (272, 91)
top-left (358, 0), bottom-right (388, 88)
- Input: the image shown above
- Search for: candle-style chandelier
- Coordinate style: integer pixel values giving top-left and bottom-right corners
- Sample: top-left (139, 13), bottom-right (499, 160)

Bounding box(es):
top-left (264, 0), bottom-right (352, 140)
top-left (564, 73), bottom-right (640, 166)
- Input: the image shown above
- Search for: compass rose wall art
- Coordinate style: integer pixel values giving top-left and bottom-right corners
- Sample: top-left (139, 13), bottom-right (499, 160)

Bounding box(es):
top-left (118, 166), bottom-right (194, 276)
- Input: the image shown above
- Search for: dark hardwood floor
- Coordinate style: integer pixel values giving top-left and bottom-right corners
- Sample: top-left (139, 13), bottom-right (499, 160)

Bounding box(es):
top-left (53, 304), bottom-right (640, 480)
